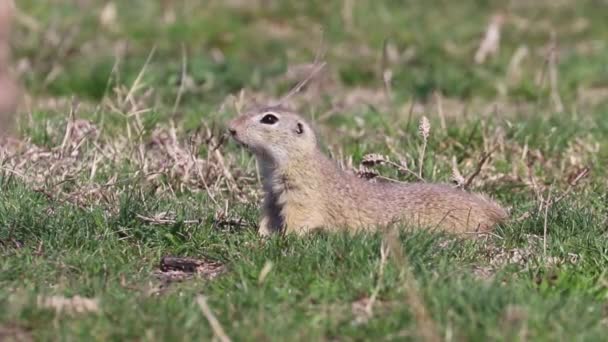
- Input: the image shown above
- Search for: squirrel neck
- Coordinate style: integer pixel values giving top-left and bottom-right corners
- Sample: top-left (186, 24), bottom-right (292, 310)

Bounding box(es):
top-left (258, 149), bottom-right (343, 196)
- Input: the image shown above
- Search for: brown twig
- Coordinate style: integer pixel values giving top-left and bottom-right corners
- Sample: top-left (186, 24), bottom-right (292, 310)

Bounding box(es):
top-left (276, 29), bottom-right (326, 106)
top-left (464, 146), bottom-right (498, 190)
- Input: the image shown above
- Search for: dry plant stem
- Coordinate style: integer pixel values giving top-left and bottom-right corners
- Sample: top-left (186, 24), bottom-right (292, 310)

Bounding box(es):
top-left (196, 296), bottom-right (231, 342)
top-left (257, 261), bottom-right (273, 285)
top-left (474, 13), bottom-right (503, 64)
top-left (124, 46), bottom-right (156, 109)
top-left (535, 33), bottom-right (563, 112)
top-left (451, 156), bottom-right (466, 188)
top-left (434, 92), bottom-right (446, 132)
top-left (405, 97), bottom-right (415, 132)
top-left (524, 151), bottom-right (543, 208)
top-left (383, 227), bottom-right (440, 342)
top-left (418, 117), bottom-right (430, 179)
top-left (507, 45), bottom-right (529, 83)
top-left (13, 3), bottom-right (40, 32)
top-left (135, 214), bottom-right (200, 225)
top-left (543, 188), bottom-right (553, 256)
top-left (60, 99), bottom-right (79, 157)
top-left (551, 167), bottom-right (590, 205)
top-left (381, 39), bottom-right (393, 103)
top-left (277, 33), bottom-right (326, 106)
top-left (463, 146), bottom-right (498, 190)
top-left (171, 44), bottom-right (187, 116)
top-left (386, 160), bottom-right (425, 182)
top-left (547, 33), bottom-right (564, 113)
top-left (277, 61), bottom-right (326, 105)
top-left (190, 133), bottom-right (219, 207)
top-left (365, 241), bottom-right (390, 315)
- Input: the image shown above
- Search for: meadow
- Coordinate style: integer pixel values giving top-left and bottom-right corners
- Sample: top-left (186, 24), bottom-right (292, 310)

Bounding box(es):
top-left (1, 0), bottom-right (607, 340)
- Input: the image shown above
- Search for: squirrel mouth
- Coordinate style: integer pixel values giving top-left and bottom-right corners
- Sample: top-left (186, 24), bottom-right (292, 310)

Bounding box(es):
top-left (230, 135), bottom-right (250, 149)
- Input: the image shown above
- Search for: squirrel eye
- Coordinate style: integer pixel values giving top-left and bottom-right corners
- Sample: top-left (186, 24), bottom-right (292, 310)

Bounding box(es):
top-left (260, 113), bottom-right (279, 125)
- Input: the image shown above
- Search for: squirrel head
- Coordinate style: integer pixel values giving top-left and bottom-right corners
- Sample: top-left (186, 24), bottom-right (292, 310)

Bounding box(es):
top-left (228, 105), bottom-right (318, 166)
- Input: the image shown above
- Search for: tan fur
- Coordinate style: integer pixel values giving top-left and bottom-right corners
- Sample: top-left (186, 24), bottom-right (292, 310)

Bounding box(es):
top-left (228, 105), bottom-right (508, 236)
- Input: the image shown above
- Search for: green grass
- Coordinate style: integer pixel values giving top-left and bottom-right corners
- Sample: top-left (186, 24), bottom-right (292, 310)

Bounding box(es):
top-left (2, 0), bottom-right (608, 340)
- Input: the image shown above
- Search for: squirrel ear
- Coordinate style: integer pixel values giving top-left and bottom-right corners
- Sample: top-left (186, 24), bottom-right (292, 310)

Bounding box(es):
top-left (295, 122), bottom-right (304, 135)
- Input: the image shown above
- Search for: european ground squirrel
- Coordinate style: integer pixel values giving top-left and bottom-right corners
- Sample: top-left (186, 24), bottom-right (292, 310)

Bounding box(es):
top-left (228, 105), bottom-right (507, 236)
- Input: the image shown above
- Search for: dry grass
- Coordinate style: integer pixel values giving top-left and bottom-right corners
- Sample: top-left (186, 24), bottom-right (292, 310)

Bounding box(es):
top-left (0, 104), bottom-right (257, 212)
top-left (37, 295), bottom-right (100, 315)
top-left (0, 323), bottom-right (31, 342)
top-left (383, 226), bottom-right (441, 342)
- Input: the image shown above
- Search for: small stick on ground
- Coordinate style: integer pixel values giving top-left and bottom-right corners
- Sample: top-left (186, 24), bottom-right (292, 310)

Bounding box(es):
top-left (196, 295), bottom-right (231, 342)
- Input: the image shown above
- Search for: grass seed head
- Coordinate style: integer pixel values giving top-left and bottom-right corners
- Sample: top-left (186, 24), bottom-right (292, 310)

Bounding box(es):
top-left (419, 116), bottom-right (430, 140)
top-left (361, 153), bottom-right (390, 166)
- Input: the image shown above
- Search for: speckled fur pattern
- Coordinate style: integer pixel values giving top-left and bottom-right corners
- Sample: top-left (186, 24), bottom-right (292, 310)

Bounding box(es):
top-left (228, 105), bottom-right (508, 236)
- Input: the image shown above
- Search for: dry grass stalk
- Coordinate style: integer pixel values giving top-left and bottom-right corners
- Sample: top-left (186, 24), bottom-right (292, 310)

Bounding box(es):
top-left (474, 13), bottom-right (505, 64)
top-left (463, 146), bottom-right (497, 190)
top-left (160, 0), bottom-right (177, 24)
top-left (381, 39), bottom-right (394, 102)
top-left (507, 45), bottom-right (529, 84)
top-left (171, 44), bottom-right (188, 116)
top-left (451, 156), bottom-right (465, 188)
top-left (364, 241), bottom-right (390, 319)
top-left (0, 105), bottom-right (253, 212)
top-left (543, 188), bottom-right (553, 256)
top-left (99, 2), bottom-right (117, 30)
top-left (418, 116), bottom-right (430, 179)
top-left (547, 33), bottom-right (564, 113)
top-left (257, 261), bottom-right (273, 285)
top-left (383, 226), bottom-right (441, 342)
top-left (524, 152), bottom-right (544, 207)
top-left (37, 295), bottom-right (99, 314)
top-left (434, 91), bottom-right (446, 131)
top-left (196, 295), bottom-right (231, 342)
top-left (136, 212), bottom-right (200, 225)
top-left (361, 153), bottom-right (425, 182)
top-left (553, 167), bottom-right (590, 204)
top-left (276, 42), bottom-right (326, 107)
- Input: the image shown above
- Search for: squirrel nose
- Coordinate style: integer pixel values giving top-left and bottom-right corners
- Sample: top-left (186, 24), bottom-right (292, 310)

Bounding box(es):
top-left (228, 128), bottom-right (237, 136)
